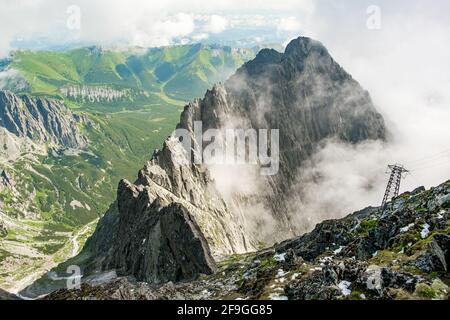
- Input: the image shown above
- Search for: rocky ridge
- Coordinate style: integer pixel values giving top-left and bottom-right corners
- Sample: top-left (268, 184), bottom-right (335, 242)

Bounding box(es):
top-left (43, 179), bottom-right (450, 300)
top-left (0, 90), bottom-right (88, 150)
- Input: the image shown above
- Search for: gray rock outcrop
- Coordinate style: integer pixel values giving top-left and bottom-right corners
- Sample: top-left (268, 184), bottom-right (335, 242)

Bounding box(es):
top-left (83, 172), bottom-right (220, 283)
top-left (0, 90), bottom-right (88, 149)
top-left (106, 179), bottom-right (217, 283)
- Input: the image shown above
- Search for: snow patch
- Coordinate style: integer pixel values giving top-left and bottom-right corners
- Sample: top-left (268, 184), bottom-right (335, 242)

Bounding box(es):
top-left (269, 293), bottom-right (288, 300)
top-left (276, 269), bottom-right (286, 278)
top-left (201, 289), bottom-right (211, 298)
top-left (333, 246), bottom-right (345, 254)
top-left (400, 223), bottom-right (415, 233)
top-left (273, 252), bottom-right (286, 262)
top-left (366, 265), bottom-right (383, 292)
top-left (310, 267), bottom-right (322, 271)
top-left (421, 223), bottom-right (430, 239)
top-left (338, 281), bottom-right (352, 296)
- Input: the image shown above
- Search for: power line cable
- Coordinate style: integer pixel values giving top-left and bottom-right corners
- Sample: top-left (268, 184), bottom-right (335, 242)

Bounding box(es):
top-left (405, 148), bottom-right (450, 166)
top-left (410, 159), bottom-right (450, 171)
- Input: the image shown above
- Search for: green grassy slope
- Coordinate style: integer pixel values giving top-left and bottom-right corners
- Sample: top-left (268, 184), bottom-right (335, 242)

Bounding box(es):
top-left (11, 44), bottom-right (256, 107)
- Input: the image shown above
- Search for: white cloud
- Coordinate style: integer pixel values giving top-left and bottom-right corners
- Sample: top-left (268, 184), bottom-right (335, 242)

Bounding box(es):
top-left (277, 16), bottom-right (302, 33)
top-left (191, 33), bottom-right (209, 41)
top-left (206, 15), bottom-right (228, 33)
top-left (278, 0), bottom-right (450, 228)
top-left (314, 2), bottom-right (450, 192)
top-left (229, 15), bottom-right (268, 28)
top-left (129, 13), bottom-right (195, 47)
top-left (0, 0), bottom-right (317, 56)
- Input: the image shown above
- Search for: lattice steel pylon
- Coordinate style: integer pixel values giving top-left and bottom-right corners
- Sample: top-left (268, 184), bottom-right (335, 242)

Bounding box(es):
top-left (381, 164), bottom-right (409, 208)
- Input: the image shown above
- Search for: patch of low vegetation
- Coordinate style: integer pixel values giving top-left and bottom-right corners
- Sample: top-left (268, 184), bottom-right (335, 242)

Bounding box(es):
top-left (356, 218), bottom-right (378, 235)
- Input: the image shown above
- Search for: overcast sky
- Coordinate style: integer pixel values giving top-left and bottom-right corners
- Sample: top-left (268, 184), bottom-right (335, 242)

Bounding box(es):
top-left (1, 0), bottom-right (449, 193)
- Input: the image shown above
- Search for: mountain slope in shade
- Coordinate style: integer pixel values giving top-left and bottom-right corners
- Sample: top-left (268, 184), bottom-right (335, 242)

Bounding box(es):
top-left (177, 36), bottom-right (386, 239)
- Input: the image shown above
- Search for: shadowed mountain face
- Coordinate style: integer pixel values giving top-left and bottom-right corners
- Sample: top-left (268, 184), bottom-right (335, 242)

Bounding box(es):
top-left (178, 37), bottom-right (386, 239)
top-left (34, 37), bottom-right (387, 289)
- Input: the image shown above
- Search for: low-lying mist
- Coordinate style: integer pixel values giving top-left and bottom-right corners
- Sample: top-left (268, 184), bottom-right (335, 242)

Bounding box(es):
top-left (207, 9), bottom-right (450, 239)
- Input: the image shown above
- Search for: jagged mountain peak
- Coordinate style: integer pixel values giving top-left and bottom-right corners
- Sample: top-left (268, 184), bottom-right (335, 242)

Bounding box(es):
top-left (241, 48), bottom-right (283, 71)
top-left (243, 36), bottom-right (327, 68)
top-left (284, 36), bottom-right (328, 57)
top-left (234, 36), bottom-right (352, 86)
top-left (178, 35), bottom-right (386, 241)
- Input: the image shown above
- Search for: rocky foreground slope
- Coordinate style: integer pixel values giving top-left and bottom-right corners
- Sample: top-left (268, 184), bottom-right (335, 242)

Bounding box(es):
top-left (44, 180), bottom-right (449, 300)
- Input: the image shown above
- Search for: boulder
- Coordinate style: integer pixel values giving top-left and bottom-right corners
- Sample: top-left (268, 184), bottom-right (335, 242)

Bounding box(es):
top-left (412, 234), bottom-right (450, 273)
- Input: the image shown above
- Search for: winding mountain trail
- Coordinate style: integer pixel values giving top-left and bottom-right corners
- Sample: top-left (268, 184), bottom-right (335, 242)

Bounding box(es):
top-left (70, 219), bottom-right (98, 257)
top-left (2, 218), bottom-right (98, 295)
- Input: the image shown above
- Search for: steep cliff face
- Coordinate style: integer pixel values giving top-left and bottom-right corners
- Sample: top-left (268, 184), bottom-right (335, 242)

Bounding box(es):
top-left (83, 137), bottom-right (253, 279)
top-left (0, 90), bottom-right (88, 149)
top-left (61, 37), bottom-right (387, 286)
top-left (177, 37), bottom-right (386, 239)
top-left (104, 180), bottom-right (218, 283)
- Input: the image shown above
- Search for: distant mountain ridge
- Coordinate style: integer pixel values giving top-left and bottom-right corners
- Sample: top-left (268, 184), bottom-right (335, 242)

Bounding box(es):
top-left (4, 44), bottom-right (257, 111)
